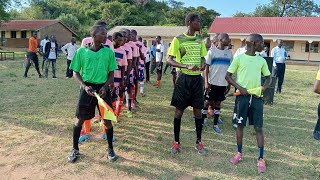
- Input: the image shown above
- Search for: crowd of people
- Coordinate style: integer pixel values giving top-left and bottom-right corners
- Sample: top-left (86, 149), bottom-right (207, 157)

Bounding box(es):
top-left (21, 12), bottom-right (320, 174)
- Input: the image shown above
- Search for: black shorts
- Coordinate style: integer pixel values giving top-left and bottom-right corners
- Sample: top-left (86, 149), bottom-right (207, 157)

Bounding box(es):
top-left (171, 73), bottom-right (204, 110)
top-left (76, 82), bottom-right (112, 121)
top-left (156, 62), bottom-right (163, 74)
top-left (232, 95), bottom-right (264, 128)
top-left (27, 52), bottom-right (39, 68)
top-left (206, 85), bottom-right (227, 102)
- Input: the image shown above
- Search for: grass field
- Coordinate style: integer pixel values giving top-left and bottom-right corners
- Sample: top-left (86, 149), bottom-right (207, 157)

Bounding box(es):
top-left (0, 57), bottom-right (320, 179)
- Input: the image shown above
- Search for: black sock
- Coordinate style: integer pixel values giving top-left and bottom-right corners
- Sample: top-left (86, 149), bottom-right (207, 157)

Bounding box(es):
top-left (213, 107), bottom-right (221, 125)
top-left (106, 127), bottom-right (114, 150)
top-left (174, 118), bottom-right (181, 143)
top-left (195, 118), bottom-right (204, 144)
top-left (73, 125), bottom-right (82, 150)
top-left (24, 63), bottom-right (31, 76)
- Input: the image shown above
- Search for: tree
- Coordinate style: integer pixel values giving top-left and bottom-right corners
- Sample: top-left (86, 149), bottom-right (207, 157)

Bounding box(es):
top-left (58, 13), bottom-right (80, 33)
top-left (234, 0), bottom-right (320, 17)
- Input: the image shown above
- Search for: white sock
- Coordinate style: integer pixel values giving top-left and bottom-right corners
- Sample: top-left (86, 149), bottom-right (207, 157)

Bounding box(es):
top-left (140, 82), bottom-right (144, 94)
top-left (125, 92), bottom-right (129, 105)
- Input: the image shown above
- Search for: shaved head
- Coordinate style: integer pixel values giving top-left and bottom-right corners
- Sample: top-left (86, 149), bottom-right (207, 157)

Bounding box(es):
top-left (245, 34), bottom-right (263, 45)
top-left (217, 33), bottom-right (229, 41)
top-left (90, 25), bottom-right (106, 37)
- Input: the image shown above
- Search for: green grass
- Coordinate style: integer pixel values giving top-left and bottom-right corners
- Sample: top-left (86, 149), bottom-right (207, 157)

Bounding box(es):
top-left (0, 58), bottom-right (319, 179)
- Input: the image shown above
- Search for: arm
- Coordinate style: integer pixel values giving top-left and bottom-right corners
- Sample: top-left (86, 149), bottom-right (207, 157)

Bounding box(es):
top-left (271, 48), bottom-right (276, 67)
top-left (263, 75), bottom-right (272, 89)
top-left (167, 56), bottom-right (198, 71)
top-left (314, 79), bottom-right (320, 94)
top-left (61, 44), bottom-right (68, 55)
top-left (73, 71), bottom-right (95, 96)
top-left (225, 72), bottom-right (248, 95)
top-left (204, 65), bottom-right (210, 91)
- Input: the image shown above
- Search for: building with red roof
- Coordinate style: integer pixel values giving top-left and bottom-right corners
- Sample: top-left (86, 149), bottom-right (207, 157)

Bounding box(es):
top-left (0, 20), bottom-right (77, 49)
top-left (209, 17), bottom-right (320, 61)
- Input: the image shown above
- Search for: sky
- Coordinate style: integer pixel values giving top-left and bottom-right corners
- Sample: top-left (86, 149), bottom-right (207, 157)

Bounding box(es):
top-left (178, 0), bottom-right (272, 17)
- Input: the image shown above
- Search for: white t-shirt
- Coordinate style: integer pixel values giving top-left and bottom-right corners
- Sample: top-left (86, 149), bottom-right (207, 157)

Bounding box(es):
top-left (61, 43), bottom-right (78, 60)
top-left (40, 39), bottom-right (49, 52)
top-left (260, 51), bottom-right (268, 57)
top-left (205, 47), bottom-right (233, 86)
top-left (48, 42), bottom-right (56, 59)
top-left (156, 43), bottom-right (164, 62)
top-left (234, 47), bottom-right (260, 57)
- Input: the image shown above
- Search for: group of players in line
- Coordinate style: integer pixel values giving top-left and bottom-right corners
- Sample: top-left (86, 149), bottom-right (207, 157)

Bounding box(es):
top-left (67, 13), bottom-right (272, 174)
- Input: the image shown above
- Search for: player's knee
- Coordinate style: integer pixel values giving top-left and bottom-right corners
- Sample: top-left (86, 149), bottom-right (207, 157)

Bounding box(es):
top-left (74, 118), bottom-right (84, 127)
top-left (255, 127), bottom-right (263, 134)
top-left (103, 119), bottom-right (113, 129)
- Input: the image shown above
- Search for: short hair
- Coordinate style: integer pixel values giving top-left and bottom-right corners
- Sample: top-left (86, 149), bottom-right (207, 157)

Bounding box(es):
top-left (185, 13), bottom-right (200, 26)
top-left (90, 25), bottom-right (106, 36)
top-left (112, 32), bottom-right (123, 40)
top-left (138, 36), bottom-right (142, 41)
top-left (156, 36), bottom-right (161, 40)
top-left (94, 20), bottom-right (107, 27)
top-left (131, 29), bottom-right (137, 35)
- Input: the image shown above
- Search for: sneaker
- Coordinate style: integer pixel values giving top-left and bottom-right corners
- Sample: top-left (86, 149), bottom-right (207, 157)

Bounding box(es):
top-left (257, 158), bottom-right (266, 173)
top-left (39, 74), bottom-right (43, 78)
top-left (195, 142), bottom-right (206, 155)
top-left (67, 148), bottom-right (80, 163)
top-left (127, 111), bottom-right (133, 118)
top-left (107, 148), bottom-right (118, 161)
top-left (102, 134), bottom-right (117, 142)
top-left (314, 131), bottom-right (320, 140)
top-left (212, 125), bottom-right (222, 134)
top-left (52, 76), bottom-right (57, 79)
top-left (140, 92), bottom-right (145, 97)
top-left (203, 119), bottom-right (209, 125)
top-left (218, 119), bottom-right (224, 125)
top-left (230, 152), bottom-right (243, 165)
top-left (78, 134), bottom-right (90, 143)
top-left (171, 141), bottom-right (181, 154)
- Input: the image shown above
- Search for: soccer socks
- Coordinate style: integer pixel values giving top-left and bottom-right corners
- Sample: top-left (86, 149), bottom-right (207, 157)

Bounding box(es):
top-left (237, 144), bottom-right (243, 153)
top-left (125, 92), bottom-right (132, 111)
top-left (195, 118), bottom-right (204, 144)
top-left (116, 98), bottom-right (124, 118)
top-left (258, 146), bottom-right (264, 159)
top-left (73, 125), bottom-right (82, 150)
top-left (112, 101), bottom-right (117, 111)
top-left (139, 82), bottom-right (144, 94)
top-left (213, 108), bottom-right (221, 125)
top-left (202, 107), bottom-right (208, 119)
top-left (106, 127), bottom-right (114, 149)
top-left (83, 120), bottom-right (91, 134)
top-left (173, 118), bottom-right (181, 143)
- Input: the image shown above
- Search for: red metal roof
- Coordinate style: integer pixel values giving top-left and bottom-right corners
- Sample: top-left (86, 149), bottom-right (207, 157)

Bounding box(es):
top-left (0, 20), bottom-right (58, 31)
top-left (209, 17), bottom-right (320, 35)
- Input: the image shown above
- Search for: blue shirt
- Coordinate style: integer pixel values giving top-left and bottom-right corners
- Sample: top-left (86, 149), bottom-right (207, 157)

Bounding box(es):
top-left (150, 45), bottom-right (156, 59)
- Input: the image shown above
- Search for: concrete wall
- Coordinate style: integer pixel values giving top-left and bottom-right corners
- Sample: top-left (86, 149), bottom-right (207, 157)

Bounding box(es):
top-left (39, 23), bottom-right (73, 46)
top-left (221, 36), bottom-right (320, 61)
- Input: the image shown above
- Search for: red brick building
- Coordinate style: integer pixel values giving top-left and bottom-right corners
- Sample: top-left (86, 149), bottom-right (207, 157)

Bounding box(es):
top-left (0, 20), bottom-right (77, 49)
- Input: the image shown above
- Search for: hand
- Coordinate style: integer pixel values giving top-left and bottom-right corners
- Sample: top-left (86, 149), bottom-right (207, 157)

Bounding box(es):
top-left (199, 64), bottom-right (206, 71)
top-left (99, 86), bottom-right (107, 98)
top-left (187, 65), bottom-right (199, 71)
top-left (109, 83), bottom-right (115, 93)
top-left (239, 87), bottom-right (248, 96)
top-left (84, 86), bottom-right (95, 97)
top-left (225, 85), bottom-right (231, 95)
top-left (205, 83), bottom-right (210, 93)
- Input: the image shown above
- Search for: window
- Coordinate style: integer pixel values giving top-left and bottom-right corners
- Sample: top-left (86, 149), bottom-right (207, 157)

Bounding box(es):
top-left (283, 41), bottom-right (294, 52)
top-left (11, 31), bottom-right (16, 38)
top-left (302, 42), bottom-right (319, 53)
top-left (21, 31), bottom-right (27, 38)
top-left (1, 31), bottom-right (5, 38)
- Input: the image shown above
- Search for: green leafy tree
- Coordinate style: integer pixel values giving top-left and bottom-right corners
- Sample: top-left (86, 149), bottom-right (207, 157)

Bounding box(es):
top-left (234, 0), bottom-right (320, 17)
top-left (58, 13), bottom-right (80, 33)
